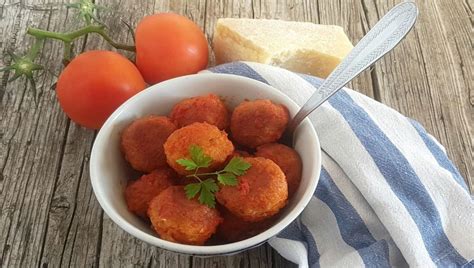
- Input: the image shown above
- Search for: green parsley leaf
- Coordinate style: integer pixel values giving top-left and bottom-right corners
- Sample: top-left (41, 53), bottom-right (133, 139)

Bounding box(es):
top-left (190, 145), bottom-right (212, 168)
top-left (176, 159), bottom-right (198, 170)
top-left (224, 157), bottom-right (252, 176)
top-left (184, 182), bottom-right (202, 199)
top-left (217, 173), bottom-right (238, 186)
top-left (198, 179), bottom-right (219, 208)
top-left (203, 178), bottom-right (219, 192)
top-left (180, 151), bottom-right (252, 208)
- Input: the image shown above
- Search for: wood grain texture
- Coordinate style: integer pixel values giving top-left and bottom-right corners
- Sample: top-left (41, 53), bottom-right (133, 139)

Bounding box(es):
top-left (1, 3), bottom-right (71, 267)
top-left (361, 0), bottom-right (473, 190)
top-left (0, 0), bottom-right (472, 267)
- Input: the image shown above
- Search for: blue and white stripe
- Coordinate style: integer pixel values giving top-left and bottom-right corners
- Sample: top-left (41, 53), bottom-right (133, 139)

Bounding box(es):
top-left (204, 62), bottom-right (473, 267)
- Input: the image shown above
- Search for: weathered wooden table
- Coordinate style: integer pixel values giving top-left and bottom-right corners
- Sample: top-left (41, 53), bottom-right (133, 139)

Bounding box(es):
top-left (1, 0), bottom-right (472, 267)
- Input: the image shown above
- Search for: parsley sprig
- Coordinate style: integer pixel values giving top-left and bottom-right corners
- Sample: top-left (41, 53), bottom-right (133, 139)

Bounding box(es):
top-left (177, 145), bottom-right (251, 208)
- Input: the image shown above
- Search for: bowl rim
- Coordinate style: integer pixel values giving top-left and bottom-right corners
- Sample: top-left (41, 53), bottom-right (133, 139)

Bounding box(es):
top-left (90, 73), bottom-right (322, 255)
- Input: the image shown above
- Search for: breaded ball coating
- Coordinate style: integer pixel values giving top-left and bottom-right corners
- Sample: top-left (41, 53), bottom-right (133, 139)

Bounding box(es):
top-left (230, 99), bottom-right (289, 148)
top-left (170, 94), bottom-right (230, 130)
top-left (148, 186), bottom-right (222, 245)
top-left (164, 122), bottom-right (234, 175)
top-left (217, 207), bottom-right (275, 242)
top-left (256, 143), bottom-right (302, 197)
top-left (124, 167), bottom-right (176, 218)
top-left (121, 115), bottom-right (177, 172)
top-left (216, 157), bottom-right (288, 222)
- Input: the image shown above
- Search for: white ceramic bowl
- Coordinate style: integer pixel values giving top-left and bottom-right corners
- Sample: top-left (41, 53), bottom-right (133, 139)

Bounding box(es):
top-left (90, 73), bottom-right (321, 256)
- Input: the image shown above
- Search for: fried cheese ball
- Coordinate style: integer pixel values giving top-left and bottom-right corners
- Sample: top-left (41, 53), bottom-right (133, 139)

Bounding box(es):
top-left (216, 157), bottom-right (288, 222)
top-left (230, 99), bottom-right (289, 148)
top-left (217, 207), bottom-right (275, 242)
top-left (124, 167), bottom-right (177, 218)
top-left (170, 94), bottom-right (230, 130)
top-left (256, 143), bottom-right (302, 197)
top-left (164, 122), bottom-right (234, 175)
top-left (148, 186), bottom-right (222, 245)
top-left (121, 115), bottom-right (177, 172)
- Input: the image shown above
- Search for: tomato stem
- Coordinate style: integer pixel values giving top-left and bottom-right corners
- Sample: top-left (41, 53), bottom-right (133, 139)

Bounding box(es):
top-left (26, 38), bottom-right (44, 61)
top-left (27, 25), bottom-right (135, 52)
top-left (1, 0), bottom-right (135, 96)
top-left (186, 171), bottom-right (220, 178)
top-left (63, 42), bottom-right (73, 65)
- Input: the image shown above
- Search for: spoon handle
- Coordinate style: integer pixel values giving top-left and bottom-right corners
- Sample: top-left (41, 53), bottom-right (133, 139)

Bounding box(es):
top-left (287, 1), bottom-right (418, 133)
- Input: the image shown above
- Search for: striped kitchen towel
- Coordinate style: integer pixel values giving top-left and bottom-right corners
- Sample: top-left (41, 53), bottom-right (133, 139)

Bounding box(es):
top-left (204, 62), bottom-right (473, 268)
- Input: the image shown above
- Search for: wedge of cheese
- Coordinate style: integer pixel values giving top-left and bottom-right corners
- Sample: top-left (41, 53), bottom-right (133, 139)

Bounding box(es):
top-left (213, 18), bottom-right (353, 78)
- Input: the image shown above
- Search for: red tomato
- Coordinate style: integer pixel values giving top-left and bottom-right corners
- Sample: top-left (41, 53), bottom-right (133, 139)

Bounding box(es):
top-left (56, 50), bottom-right (146, 129)
top-left (135, 13), bottom-right (209, 84)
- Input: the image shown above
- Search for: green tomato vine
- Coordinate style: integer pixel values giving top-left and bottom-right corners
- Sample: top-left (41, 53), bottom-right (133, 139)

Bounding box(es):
top-left (0, 0), bottom-right (135, 99)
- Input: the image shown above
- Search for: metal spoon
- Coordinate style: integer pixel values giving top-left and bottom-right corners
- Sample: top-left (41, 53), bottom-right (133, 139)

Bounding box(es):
top-left (284, 1), bottom-right (418, 144)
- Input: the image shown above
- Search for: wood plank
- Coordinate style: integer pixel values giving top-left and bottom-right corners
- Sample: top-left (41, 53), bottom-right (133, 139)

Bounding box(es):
top-left (39, 125), bottom-right (100, 267)
top-left (0, 2), bottom-right (72, 267)
top-left (202, 0), bottom-right (277, 267)
top-left (86, 0), bottom-right (191, 267)
top-left (198, 0), bottom-right (315, 266)
top-left (188, 0), bottom-right (293, 266)
top-left (14, 1), bottom-right (107, 267)
top-left (433, 0), bottom-right (473, 190)
top-left (317, 0), bottom-right (376, 98)
top-left (29, 2), bottom-right (104, 267)
top-left (91, 0), bottom-right (194, 267)
top-left (361, 0), bottom-right (473, 191)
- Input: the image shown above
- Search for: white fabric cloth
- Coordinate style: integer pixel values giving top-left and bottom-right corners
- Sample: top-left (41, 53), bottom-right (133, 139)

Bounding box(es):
top-left (205, 62), bottom-right (473, 268)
